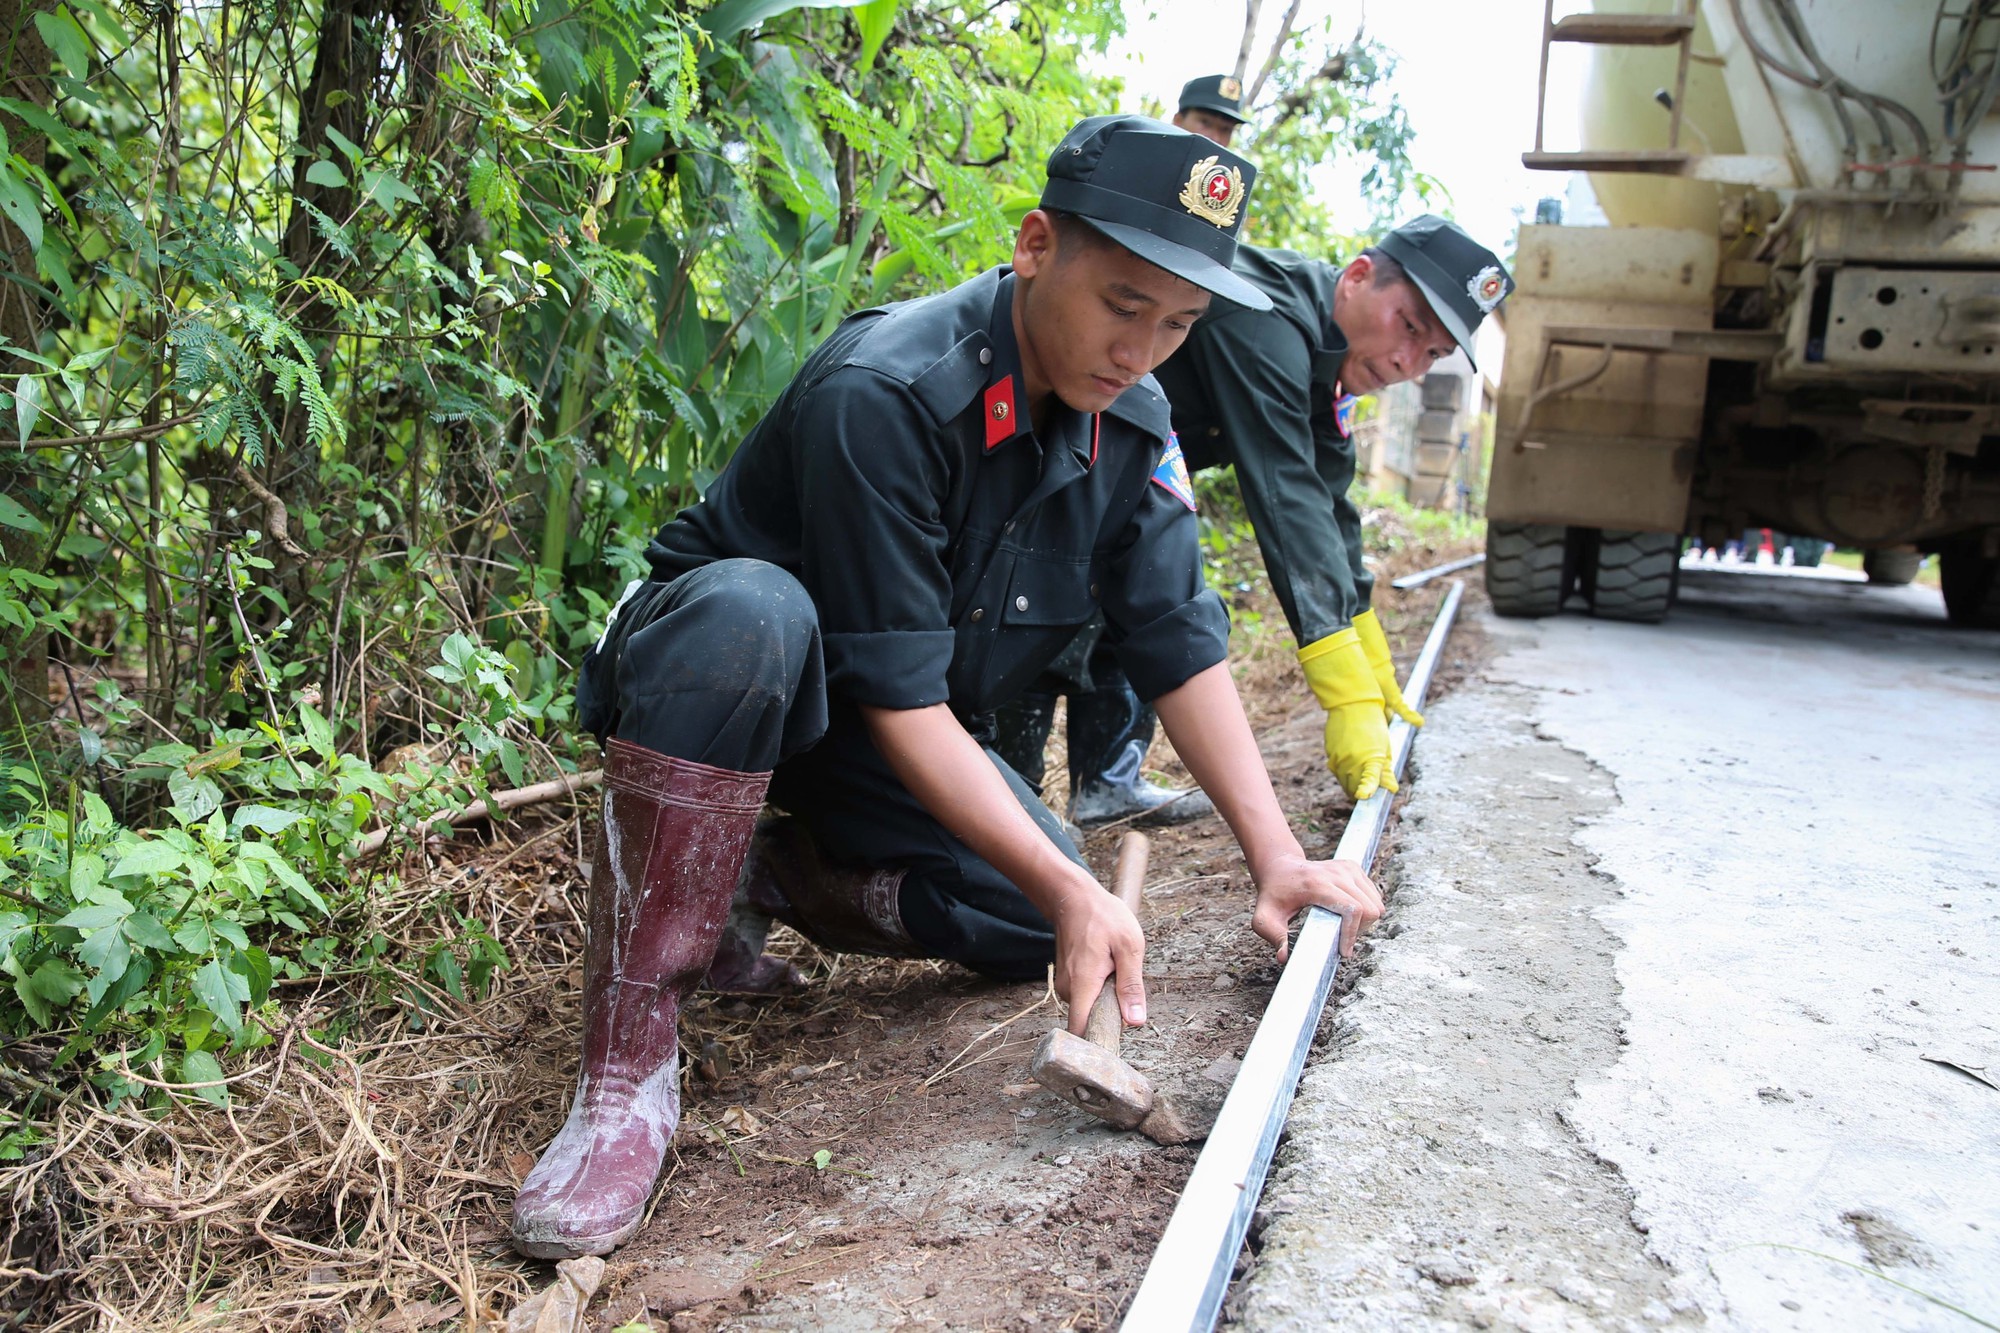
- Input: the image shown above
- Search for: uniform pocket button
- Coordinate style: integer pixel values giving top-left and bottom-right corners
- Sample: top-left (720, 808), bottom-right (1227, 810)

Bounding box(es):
top-left (1089, 583), bottom-right (1100, 598)
top-left (1207, 426), bottom-right (1221, 437)
top-left (1014, 595), bottom-right (1029, 612)
top-left (970, 608), bottom-right (984, 622)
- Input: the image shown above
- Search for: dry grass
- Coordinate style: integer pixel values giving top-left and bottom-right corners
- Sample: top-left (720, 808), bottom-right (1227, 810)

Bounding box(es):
top-left (0, 816), bottom-right (603, 1333)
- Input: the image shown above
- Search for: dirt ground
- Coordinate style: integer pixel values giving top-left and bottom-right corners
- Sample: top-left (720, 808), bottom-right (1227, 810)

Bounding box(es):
top-left (0, 521), bottom-right (1485, 1333)
top-left (471, 534), bottom-right (1492, 1333)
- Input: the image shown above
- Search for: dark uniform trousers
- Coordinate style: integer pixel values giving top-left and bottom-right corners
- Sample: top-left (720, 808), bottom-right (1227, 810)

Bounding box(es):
top-left (577, 559), bottom-right (1081, 983)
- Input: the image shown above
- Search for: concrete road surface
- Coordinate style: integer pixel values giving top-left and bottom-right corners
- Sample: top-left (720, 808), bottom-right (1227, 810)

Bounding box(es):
top-left (1236, 568), bottom-right (2000, 1332)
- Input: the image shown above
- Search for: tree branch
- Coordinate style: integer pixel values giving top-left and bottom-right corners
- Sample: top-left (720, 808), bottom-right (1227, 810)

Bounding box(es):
top-left (1234, 0), bottom-right (1264, 85)
top-left (350, 768), bottom-right (604, 858)
top-left (1247, 0), bottom-right (1305, 111)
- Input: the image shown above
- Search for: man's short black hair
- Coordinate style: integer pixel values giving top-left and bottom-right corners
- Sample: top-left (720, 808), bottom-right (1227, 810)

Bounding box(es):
top-left (1358, 246), bottom-right (1414, 290)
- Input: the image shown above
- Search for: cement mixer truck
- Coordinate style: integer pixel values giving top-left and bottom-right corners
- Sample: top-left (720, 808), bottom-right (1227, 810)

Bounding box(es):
top-left (1486, 0), bottom-right (2000, 627)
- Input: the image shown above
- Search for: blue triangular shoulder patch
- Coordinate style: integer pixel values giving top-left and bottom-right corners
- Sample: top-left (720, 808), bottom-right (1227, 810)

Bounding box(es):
top-left (1150, 432), bottom-right (1196, 511)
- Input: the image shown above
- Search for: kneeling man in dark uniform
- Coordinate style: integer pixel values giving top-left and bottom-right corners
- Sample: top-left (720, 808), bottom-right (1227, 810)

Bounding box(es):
top-left (510, 115), bottom-right (1383, 1260)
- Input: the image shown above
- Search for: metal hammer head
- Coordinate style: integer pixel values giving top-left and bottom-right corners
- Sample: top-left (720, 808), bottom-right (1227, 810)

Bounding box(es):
top-left (1030, 1028), bottom-right (1155, 1130)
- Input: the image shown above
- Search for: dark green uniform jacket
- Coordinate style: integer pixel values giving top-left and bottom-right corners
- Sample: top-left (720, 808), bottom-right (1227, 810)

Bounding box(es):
top-left (1151, 243), bottom-right (1371, 646)
top-left (646, 267), bottom-right (1231, 725)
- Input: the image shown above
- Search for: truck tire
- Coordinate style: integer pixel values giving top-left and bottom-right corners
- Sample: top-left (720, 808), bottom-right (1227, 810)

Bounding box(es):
top-left (1485, 522), bottom-right (1569, 617)
top-left (1589, 530), bottom-right (1680, 623)
top-left (1863, 548), bottom-right (1924, 586)
top-left (1940, 541), bottom-right (2000, 629)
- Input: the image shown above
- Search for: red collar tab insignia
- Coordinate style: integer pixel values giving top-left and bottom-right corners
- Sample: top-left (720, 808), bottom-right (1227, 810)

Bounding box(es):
top-left (1090, 413), bottom-right (1100, 468)
top-left (1335, 391), bottom-right (1357, 439)
top-left (983, 377), bottom-right (1018, 451)
top-left (1150, 432), bottom-right (1196, 511)
top-left (1178, 155), bottom-right (1244, 229)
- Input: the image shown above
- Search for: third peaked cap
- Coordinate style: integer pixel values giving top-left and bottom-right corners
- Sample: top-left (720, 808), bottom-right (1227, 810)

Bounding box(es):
top-left (1040, 115), bottom-right (1273, 311)
top-left (1178, 73), bottom-right (1247, 123)
top-left (1374, 214), bottom-right (1513, 369)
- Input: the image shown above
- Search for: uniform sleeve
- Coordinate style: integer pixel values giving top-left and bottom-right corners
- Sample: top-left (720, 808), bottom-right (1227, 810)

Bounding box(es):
top-left (1184, 316), bottom-right (1362, 645)
top-left (793, 369), bottom-right (958, 709)
top-left (1319, 406), bottom-right (1375, 616)
top-left (1099, 454), bottom-right (1231, 703)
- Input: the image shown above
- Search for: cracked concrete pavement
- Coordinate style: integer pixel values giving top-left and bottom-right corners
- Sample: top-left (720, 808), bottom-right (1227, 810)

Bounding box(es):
top-left (1234, 567), bottom-right (2000, 1332)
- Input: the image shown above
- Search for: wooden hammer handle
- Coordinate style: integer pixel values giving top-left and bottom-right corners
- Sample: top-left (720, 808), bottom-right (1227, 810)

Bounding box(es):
top-left (1081, 832), bottom-right (1150, 1051)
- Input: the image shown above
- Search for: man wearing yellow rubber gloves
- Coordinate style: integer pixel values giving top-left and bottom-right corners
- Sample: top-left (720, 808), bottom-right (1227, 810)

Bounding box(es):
top-left (1151, 216), bottom-right (1512, 798)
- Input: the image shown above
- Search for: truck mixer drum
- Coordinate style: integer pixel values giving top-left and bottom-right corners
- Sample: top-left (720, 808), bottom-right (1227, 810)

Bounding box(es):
top-left (1819, 446), bottom-right (1927, 546)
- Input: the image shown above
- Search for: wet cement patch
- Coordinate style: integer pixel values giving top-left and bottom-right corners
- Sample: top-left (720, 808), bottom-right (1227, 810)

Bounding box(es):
top-left (1231, 673), bottom-right (1693, 1331)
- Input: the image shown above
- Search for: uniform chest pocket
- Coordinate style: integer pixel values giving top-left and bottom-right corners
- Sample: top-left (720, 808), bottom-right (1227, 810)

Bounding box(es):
top-left (1000, 552), bottom-right (1097, 627)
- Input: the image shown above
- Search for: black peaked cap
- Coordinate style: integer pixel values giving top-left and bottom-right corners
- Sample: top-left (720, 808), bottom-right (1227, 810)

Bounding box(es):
top-left (1040, 115), bottom-right (1272, 312)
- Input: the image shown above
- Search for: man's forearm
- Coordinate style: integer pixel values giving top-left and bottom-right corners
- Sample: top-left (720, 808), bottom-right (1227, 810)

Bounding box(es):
top-left (859, 702), bottom-right (1092, 918)
top-left (1151, 662), bottom-right (1305, 874)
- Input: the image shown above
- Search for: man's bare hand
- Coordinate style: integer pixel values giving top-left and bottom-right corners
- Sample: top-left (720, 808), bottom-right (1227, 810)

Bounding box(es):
top-left (1249, 855), bottom-right (1382, 962)
top-left (1052, 876), bottom-right (1148, 1036)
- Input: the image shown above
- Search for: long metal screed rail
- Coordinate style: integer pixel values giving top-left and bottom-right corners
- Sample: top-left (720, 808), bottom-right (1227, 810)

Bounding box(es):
top-left (1120, 579), bottom-right (1466, 1332)
top-left (1391, 552), bottom-right (1486, 591)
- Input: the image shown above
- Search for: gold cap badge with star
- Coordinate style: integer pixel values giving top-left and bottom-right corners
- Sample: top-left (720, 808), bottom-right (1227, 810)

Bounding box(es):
top-left (1218, 76), bottom-right (1241, 99)
top-left (1179, 155), bottom-right (1244, 229)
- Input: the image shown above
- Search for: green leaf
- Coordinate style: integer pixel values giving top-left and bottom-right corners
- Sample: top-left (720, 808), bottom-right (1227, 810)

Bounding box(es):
top-left (212, 918), bottom-right (249, 951)
top-left (812, 1149), bottom-right (832, 1170)
top-left (298, 703), bottom-right (335, 761)
top-left (235, 946), bottom-right (273, 1006)
top-left (0, 910), bottom-right (28, 954)
top-left (109, 840), bottom-right (183, 881)
top-left (13, 374), bottom-right (41, 443)
top-left (33, 6), bottom-right (90, 80)
top-left (360, 168), bottom-right (419, 214)
top-left (323, 125), bottom-right (362, 162)
top-left (304, 159), bottom-right (348, 189)
top-left (122, 911), bottom-right (176, 951)
top-left (237, 844), bottom-right (328, 916)
top-left (54, 902), bottom-right (125, 930)
top-left (178, 1048), bottom-right (228, 1105)
top-left (0, 493), bottom-right (43, 532)
top-left (77, 922), bottom-right (129, 982)
top-left (82, 954), bottom-right (150, 1028)
top-left (192, 959), bottom-right (241, 1033)
top-left (167, 769), bottom-right (222, 822)
top-left (69, 850), bottom-right (105, 899)
top-left (699, 0), bottom-right (876, 43)
top-left (233, 804), bottom-right (307, 835)
top-left (13, 972), bottom-right (50, 1025)
top-left (80, 791), bottom-right (113, 834)
top-left (853, 0), bottom-right (898, 74)
top-left (26, 957), bottom-right (84, 1004)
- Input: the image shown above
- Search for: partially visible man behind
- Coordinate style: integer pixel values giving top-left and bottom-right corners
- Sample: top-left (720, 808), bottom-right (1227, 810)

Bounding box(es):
top-left (1173, 73), bottom-right (1247, 146)
top-left (1155, 217), bottom-right (1513, 799)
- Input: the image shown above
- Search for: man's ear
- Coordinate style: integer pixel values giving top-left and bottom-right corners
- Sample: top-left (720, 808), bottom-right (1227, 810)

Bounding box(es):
top-left (1013, 209), bottom-right (1059, 281)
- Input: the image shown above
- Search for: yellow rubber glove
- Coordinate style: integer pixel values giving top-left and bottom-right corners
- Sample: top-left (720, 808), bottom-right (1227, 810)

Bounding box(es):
top-left (1297, 628), bottom-right (1398, 801)
top-left (1352, 609), bottom-right (1425, 727)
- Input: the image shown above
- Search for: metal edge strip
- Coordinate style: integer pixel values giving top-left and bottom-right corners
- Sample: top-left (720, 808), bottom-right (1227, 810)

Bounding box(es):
top-left (1120, 580), bottom-right (1465, 1332)
top-left (1391, 551), bottom-right (1486, 590)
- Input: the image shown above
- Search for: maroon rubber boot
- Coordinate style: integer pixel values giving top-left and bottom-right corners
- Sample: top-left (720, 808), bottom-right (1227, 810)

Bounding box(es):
top-left (511, 739), bottom-right (768, 1259)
